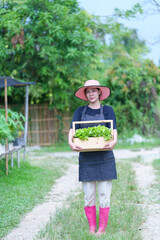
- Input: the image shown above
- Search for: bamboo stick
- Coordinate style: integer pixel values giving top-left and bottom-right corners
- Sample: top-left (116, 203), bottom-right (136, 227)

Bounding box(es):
top-left (4, 78), bottom-right (8, 175)
top-left (24, 85), bottom-right (29, 161)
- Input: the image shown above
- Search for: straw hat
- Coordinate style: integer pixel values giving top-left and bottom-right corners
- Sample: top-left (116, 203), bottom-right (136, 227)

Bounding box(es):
top-left (74, 80), bottom-right (110, 101)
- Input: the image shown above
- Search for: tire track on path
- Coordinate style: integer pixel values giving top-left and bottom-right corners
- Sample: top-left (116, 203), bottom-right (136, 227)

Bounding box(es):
top-left (131, 150), bottom-right (160, 240)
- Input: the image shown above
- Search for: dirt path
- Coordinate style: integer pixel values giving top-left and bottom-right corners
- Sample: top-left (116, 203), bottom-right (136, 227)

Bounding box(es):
top-left (2, 148), bottom-right (160, 240)
top-left (132, 156), bottom-right (160, 240)
top-left (133, 162), bottom-right (160, 240)
top-left (114, 148), bottom-right (160, 240)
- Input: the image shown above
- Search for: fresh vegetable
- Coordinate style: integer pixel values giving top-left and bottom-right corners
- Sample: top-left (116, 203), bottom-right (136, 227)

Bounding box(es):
top-left (74, 125), bottom-right (112, 141)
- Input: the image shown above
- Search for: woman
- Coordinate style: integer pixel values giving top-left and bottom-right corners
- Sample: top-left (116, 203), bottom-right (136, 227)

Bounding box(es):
top-left (68, 80), bottom-right (117, 235)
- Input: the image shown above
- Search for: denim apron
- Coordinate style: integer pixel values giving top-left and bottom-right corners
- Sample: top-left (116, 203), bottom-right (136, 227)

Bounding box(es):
top-left (79, 105), bottom-right (117, 182)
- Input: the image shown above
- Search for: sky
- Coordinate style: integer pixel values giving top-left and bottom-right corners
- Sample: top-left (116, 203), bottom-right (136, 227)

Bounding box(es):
top-left (78, 0), bottom-right (160, 66)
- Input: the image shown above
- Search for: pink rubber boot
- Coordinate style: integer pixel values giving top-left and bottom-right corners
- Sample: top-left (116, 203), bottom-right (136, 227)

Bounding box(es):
top-left (96, 207), bottom-right (110, 235)
top-left (84, 205), bottom-right (96, 234)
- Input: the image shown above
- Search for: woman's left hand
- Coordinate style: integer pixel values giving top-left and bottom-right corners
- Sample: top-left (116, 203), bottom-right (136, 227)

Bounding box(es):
top-left (103, 141), bottom-right (117, 150)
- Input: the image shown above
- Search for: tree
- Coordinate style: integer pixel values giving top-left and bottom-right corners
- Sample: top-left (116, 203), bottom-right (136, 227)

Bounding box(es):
top-left (102, 57), bottom-right (160, 135)
top-left (144, 0), bottom-right (160, 14)
top-left (1, 0), bottom-right (159, 137)
top-left (0, 0), bottom-right (102, 110)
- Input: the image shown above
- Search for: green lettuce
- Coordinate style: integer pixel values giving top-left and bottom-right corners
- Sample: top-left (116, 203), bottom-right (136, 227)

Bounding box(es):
top-left (74, 125), bottom-right (112, 141)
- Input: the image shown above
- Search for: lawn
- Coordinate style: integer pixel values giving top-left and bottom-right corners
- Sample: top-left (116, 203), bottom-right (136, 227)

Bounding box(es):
top-left (152, 158), bottom-right (160, 178)
top-left (152, 158), bottom-right (160, 199)
top-left (0, 150), bottom-right (72, 239)
top-left (31, 136), bottom-right (160, 153)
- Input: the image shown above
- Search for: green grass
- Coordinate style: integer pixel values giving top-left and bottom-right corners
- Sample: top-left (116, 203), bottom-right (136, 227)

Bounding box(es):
top-left (152, 158), bottom-right (160, 176)
top-left (152, 158), bottom-right (160, 196)
top-left (31, 137), bottom-right (160, 153)
top-left (0, 154), bottom-right (68, 239)
top-left (115, 137), bottom-right (160, 149)
top-left (36, 159), bottom-right (143, 240)
top-left (32, 141), bottom-right (71, 152)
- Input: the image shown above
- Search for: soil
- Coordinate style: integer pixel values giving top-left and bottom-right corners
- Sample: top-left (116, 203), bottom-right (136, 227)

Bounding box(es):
top-left (2, 147), bottom-right (160, 240)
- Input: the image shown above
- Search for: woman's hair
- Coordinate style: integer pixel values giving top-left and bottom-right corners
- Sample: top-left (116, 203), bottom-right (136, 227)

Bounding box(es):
top-left (85, 87), bottom-right (100, 94)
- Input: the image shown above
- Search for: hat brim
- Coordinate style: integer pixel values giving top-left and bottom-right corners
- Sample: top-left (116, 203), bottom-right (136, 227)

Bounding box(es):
top-left (74, 85), bottom-right (111, 101)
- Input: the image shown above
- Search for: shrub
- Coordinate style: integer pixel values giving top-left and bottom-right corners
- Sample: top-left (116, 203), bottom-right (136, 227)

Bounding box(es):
top-left (103, 59), bottom-right (160, 135)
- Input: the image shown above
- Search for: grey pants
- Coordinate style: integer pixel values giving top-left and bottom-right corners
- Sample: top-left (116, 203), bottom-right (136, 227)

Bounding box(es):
top-left (82, 181), bottom-right (112, 208)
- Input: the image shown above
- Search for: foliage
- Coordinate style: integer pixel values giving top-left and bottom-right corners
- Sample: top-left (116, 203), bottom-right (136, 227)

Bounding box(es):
top-left (74, 125), bottom-right (112, 141)
top-left (0, 114), bottom-right (14, 144)
top-left (0, 0), bottom-right (102, 111)
top-left (0, 1), bottom-right (146, 109)
top-left (95, 5), bottom-right (160, 136)
top-left (0, 0), bottom-right (159, 137)
top-left (0, 108), bottom-right (25, 143)
top-left (102, 58), bottom-right (160, 135)
top-left (106, 28), bottom-right (148, 63)
top-left (7, 108), bottom-right (25, 138)
top-left (113, 3), bottom-right (143, 19)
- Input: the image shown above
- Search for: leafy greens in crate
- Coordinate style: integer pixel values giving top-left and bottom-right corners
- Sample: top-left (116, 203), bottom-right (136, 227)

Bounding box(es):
top-left (74, 125), bottom-right (112, 141)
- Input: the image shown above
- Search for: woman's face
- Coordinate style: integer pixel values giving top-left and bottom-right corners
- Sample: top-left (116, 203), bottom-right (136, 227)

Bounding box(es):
top-left (85, 88), bottom-right (101, 103)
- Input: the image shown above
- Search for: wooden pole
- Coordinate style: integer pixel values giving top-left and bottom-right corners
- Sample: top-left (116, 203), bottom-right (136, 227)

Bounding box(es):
top-left (24, 85), bottom-right (29, 161)
top-left (4, 78), bottom-right (8, 175)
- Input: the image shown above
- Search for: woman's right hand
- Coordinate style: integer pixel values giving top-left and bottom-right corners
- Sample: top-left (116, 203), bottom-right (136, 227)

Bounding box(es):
top-left (69, 142), bottom-right (82, 151)
top-left (68, 129), bottom-right (81, 151)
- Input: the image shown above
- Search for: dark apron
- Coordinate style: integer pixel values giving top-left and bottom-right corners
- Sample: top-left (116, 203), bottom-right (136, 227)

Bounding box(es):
top-left (79, 105), bottom-right (117, 182)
